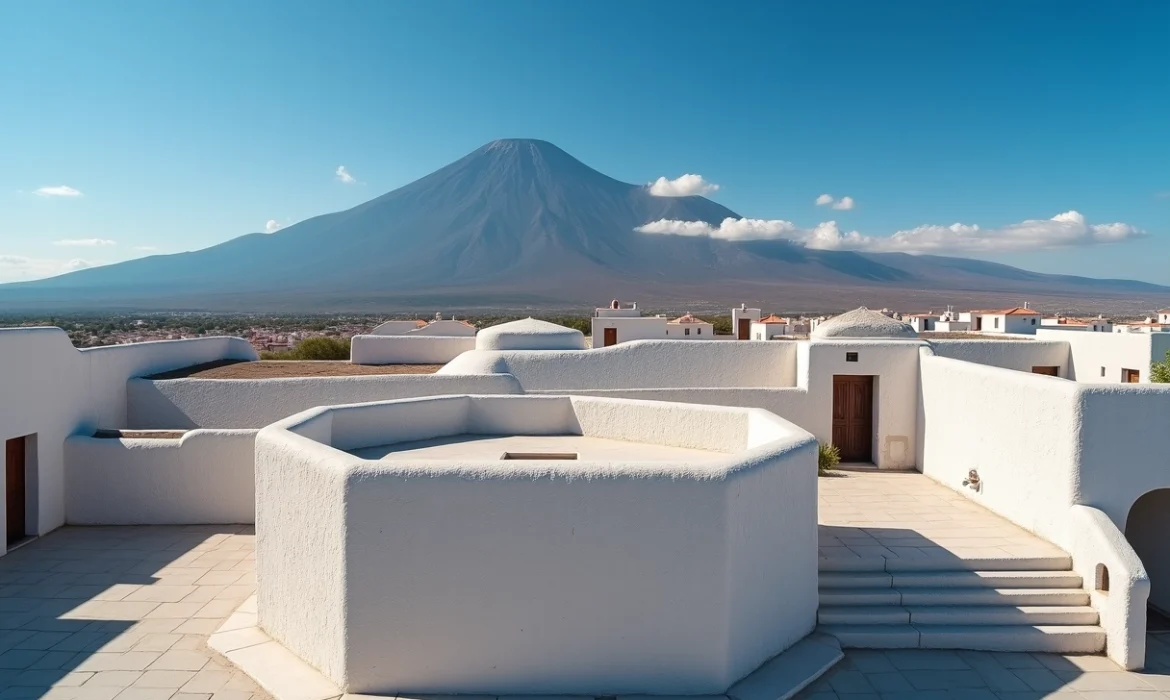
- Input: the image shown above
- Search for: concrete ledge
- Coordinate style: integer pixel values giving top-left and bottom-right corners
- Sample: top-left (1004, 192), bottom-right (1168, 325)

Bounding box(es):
top-left (726, 633), bottom-right (843, 700)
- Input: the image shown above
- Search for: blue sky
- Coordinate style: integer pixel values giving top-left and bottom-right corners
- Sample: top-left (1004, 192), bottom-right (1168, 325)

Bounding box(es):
top-left (2, 0), bottom-right (1167, 284)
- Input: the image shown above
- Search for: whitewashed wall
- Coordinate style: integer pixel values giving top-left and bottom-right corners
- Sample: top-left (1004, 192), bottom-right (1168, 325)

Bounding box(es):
top-left (127, 374), bottom-right (524, 429)
top-left (443, 340), bottom-right (799, 390)
top-left (349, 335), bottom-right (475, 365)
top-left (64, 430), bottom-right (257, 524)
top-left (928, 339), bottom-right (1069, 375)
top-left (1038, 328), bottom-right (1170, 384)
top-left (590, 316), bottom-right (667, 345)
top-left (0, 328), bottom-right (258, 547)
top-left (257, 396), bottom-right (818, 695)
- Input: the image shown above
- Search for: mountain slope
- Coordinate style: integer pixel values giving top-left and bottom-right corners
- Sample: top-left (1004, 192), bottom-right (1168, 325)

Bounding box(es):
top-left (3, 138), bottom-right (1167, 312)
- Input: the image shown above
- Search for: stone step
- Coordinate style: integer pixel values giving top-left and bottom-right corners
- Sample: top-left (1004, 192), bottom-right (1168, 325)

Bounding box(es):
top-left (820, 587), bottom-right (1090, 607)
top-left (818, 605), bottom-right (1099, 627)
top-left (819, 570), bottom-right (1083, 590)
top-left (818, 624), bottom-right (1105, 653)
top-left (818, 555), bottom-right (1072, 574)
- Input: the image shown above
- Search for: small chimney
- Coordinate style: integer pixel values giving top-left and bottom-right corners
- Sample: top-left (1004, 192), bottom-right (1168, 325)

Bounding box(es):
top-left (1024, 302), bottom-right (1030, 309)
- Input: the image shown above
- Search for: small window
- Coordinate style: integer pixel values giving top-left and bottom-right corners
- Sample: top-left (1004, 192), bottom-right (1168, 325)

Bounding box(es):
top-left (1101, 366), bottom-right (1106, 377)
top-left (697, 328), bottom-right (702, 335)
top-left (994, 318), bottom-right (1000, 329)
top-left (845, 352), bottom-right (859, 362)
top-left (685, 328), bottom-right (690, 336)
top-left (1031, 318), bottom-right (1036, 325)
top-left (1095, 563), bottom-right (1110, 592)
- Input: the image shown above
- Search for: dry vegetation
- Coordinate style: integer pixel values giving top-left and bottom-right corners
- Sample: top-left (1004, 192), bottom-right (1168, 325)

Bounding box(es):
top-left (148, 360), bottom-right (443, 380)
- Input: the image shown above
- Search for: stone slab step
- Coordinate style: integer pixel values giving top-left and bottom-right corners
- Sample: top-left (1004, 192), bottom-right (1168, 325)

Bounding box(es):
top-left (818, 605), bottom-right (1099, 627)
top-left (819, 570), bottom-right (1083, 590)
top-left (820, 587), bottom-right (1090, 607)
top-left (726, 632), bottom-right (843, 700)
top-left (818, 555), bottom-right (1072, 574)
top-left (818, 624), bottom-right (1105, 653)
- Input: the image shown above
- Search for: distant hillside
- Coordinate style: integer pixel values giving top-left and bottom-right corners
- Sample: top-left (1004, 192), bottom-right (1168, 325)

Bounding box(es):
top-left (3, 138), bottom-right (1168, 314)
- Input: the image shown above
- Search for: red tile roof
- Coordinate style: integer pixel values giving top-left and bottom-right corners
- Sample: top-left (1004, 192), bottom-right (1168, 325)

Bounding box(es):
top-left (757, 314), bottom-right (789, 324)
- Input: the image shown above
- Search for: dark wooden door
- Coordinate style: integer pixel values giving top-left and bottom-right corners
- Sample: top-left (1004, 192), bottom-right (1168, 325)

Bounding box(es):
top-left (603, 328), bottom-right (617, 347)
top-left (737, 318), bottom-right (751, 340)
top-left (6, 437), bottom-right (25, 546)
top-left (1123, 368), bottom-right (1140, 383)
top-left (1031, 366), bottom-right (1059, 376)
top-left (832, 376), bottom-right (873, 463)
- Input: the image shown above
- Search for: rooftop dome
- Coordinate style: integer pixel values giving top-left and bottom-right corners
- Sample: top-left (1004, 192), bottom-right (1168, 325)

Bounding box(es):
top-left (475, 318), bottom-right (586, 351)
top-left (811, 307), bottom-right (918, 340)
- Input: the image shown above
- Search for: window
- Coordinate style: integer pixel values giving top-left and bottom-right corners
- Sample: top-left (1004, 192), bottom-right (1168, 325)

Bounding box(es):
top-left (994, 318), bottom-right (1000, 329)
top-left (1031, 318), bottom-right (1036, 325)
top-left (1123, 368), bottom-right (1140, 383)
top-left (1101, 366), bottom-right (1106, 377)
top-left (845, 352), bottom-right (859, 362)
top-left (685, 328), bottom-right (690, 336)
top-left (697, 328), bottom-right (702, 335)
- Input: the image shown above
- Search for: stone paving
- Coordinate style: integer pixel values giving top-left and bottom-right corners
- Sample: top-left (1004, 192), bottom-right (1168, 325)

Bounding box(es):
top-left (3, 520), bottom-right (1170, 700)
top-left (795, 636), bottom-right (1170, 699)
top-left (0, 525), bottom-right (271, 700)
top-left (819, 471), bottom-right (1067, 564)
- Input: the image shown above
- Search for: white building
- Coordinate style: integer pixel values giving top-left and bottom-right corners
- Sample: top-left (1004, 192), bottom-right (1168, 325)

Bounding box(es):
top-left (665, 313), bottom-right (714, 339)
top-left (905, 313), bottom-right (936, 333)
top-left (591, 300), bottom-right (667, 347)
top-left (1114, 317), bottom-right (1170, 334)
top-left (933, 307), bottom-right (971, 333)
top-left (1160, 309), bottom-right (1170, 325)
top-left (370, 314), bottom-right (477, 337)
top-left (732, 303), bottom-right (762, 339)
top-left (751, 314), bottom-right (795, 340)
top-left (7, 308), bottom-right (1170, 689)
top-left (1042, 316), bottom-right (1113, 333)
top-left (972, 306), bottom-right (1041, 334)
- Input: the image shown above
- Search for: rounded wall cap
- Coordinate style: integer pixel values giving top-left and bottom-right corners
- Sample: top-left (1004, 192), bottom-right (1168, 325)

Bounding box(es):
top-left (811, 306), bottom-right (918, 339)
top-left (475, 318), bottom-right (586, 351)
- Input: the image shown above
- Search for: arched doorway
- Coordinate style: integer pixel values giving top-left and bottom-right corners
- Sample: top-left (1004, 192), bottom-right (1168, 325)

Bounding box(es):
top-left (1126, 489), bottom-right (1170, 630)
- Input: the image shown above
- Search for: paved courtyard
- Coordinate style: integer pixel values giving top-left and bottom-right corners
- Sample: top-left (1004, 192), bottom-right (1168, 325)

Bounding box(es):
top-left (0, 525), bottom-right (270, 700)
top-left (819, 471), bottom-right (1067, 564)
top-left (2, 518), bottom-right (1169, 699)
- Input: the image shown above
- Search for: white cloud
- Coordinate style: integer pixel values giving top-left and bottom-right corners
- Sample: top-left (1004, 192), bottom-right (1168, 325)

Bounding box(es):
top-left (647, 174), bottom-right (719, 197)
top-left (816, 194), bottom-right (856, 210)
top-left (335, 165), bottom-right (356, 184)
top-left (635, 210), bottom-right (1145, 254)
top-left (35, 185), bottom-right (83, 197)
top-left (133, 245), bottom-right (159, 252)
top-left (53, 238), bottom-right (117, 247)
top-left (0, 255), bottom-right (95, 282)
top-left (265, 219), bottom-right (283, 233)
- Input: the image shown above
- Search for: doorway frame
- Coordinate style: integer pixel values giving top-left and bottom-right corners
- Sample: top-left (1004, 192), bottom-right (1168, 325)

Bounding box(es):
top-left (602, 327), bottom-right (618, 347)
top-left (4, 434), bottom-right (36, 551)
top-left (831, 374), bottom-right (876, 465)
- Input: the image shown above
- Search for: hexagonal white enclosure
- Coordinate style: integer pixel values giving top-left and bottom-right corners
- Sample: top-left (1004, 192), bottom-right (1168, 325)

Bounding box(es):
top-left (254, 394), bottom-right (818, 696)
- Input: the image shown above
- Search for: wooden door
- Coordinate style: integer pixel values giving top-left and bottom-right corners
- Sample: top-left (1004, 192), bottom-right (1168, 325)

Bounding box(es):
top-left (1031, 366), bottom-right (1059, 376)
top-left (737, 318), bottom-right (751, 340)
top-left (603, 327), bottom-right (617, 347)
top-left (832, 376), bottom-right (873, 463)
top-left (1123, 368), bottom-right (1140, 383)
top-left (5, 437), bottom-right (25, 546)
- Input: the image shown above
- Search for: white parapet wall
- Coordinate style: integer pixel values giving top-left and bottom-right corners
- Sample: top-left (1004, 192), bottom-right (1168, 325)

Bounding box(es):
top-left (255, 394), bottom-right (818, 695)
top-left (126, 373), bottom-right (524, 429)
top-left (1036, 328), bottom-right (1170, 384)
top-left (64, 430), bottom-right (257, 525)
top-left (349, 334), bottom-right (476, 365)
top-left (927, 338), bottom-right (1070, 375)
top-left (0, 328), bottom-right (259, 545)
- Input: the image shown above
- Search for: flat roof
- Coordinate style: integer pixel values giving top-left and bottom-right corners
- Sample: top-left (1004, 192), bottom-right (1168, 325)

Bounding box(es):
top-left (351, 434), bottom-right (728, 463)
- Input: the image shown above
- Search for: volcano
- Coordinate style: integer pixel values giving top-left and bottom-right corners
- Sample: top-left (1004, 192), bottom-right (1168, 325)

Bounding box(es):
top-left (2, 138), bottom-right (1167, 313)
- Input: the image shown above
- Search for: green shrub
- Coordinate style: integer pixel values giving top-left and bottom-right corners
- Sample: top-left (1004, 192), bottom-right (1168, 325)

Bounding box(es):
top-left (1153, 350), bottom-right (1170, 384)
top-left (818, 442), bottom-right (841, 475)
top-left (261, 336), bottom-right (351, 361)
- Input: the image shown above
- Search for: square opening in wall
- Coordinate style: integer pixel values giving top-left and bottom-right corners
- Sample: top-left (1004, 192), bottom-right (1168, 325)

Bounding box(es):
top-left (845, 352), bottom-right (859, 362)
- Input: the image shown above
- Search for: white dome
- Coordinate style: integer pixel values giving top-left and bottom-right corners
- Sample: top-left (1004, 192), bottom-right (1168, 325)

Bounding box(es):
top-left (812, 307), bottom-right (918, 339)
top-left (475, 318), bottom-right (586, 351)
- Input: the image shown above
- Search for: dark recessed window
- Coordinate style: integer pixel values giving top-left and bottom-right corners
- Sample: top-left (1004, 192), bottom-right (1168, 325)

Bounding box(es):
top-left (846, 352), bottom-right (859, 362)
top-left (1101, 366), bottom-right (1106, 377)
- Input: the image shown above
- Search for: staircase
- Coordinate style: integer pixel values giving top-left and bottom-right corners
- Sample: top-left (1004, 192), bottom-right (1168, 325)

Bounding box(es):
top-left (816, 555), bottom-right (1106, 653)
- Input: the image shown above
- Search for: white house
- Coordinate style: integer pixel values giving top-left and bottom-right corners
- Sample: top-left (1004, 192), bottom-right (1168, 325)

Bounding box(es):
top-left (591, 300), bottom-right (668, 347)
top-left (732, 303), bottom-right (762, 340)
top-left (751, 314), bottom-right (794, 340)
top-left (1160, 309), bottom-right (1170, 325)
top-left (972, 306), bottom-right (1041, 334)
top-left (665, 313), bottom-right (714, 339)
top-left (905, 313), bottom-right (936, 333)
top-left (1115, 317), bottom-right (1170, 334)
top-left (933, 307), bottom-right (971, 333)
top-left (1042, 316), bottom-right (1113, 333)
top-left (1038, 327), bottom-right (1170, 384)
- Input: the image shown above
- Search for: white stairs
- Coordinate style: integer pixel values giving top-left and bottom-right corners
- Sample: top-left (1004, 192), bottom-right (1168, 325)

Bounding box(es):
top-left (816, 556), bottom-right (1106, 653)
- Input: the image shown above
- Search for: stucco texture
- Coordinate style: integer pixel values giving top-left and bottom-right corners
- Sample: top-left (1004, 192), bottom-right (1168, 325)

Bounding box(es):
top-left (254, 394), bottom-right (818, 695)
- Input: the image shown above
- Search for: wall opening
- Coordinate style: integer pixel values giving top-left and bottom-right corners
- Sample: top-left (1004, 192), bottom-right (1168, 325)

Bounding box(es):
top-left (5, 434), bottom-right (36, 549)
top-left (501, 452), bottom-right (578, 461)
top-left (1126, 489), bottom-right (1170, 618)
top-left (1123, 368), bottom-right (1140, 383)
top-left (1095, 563), bottom-right (1110, 592)
top-left (831, 375), bottom-right (874, 463)
top-left (1031, 366), bottom-right (1059, 377)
